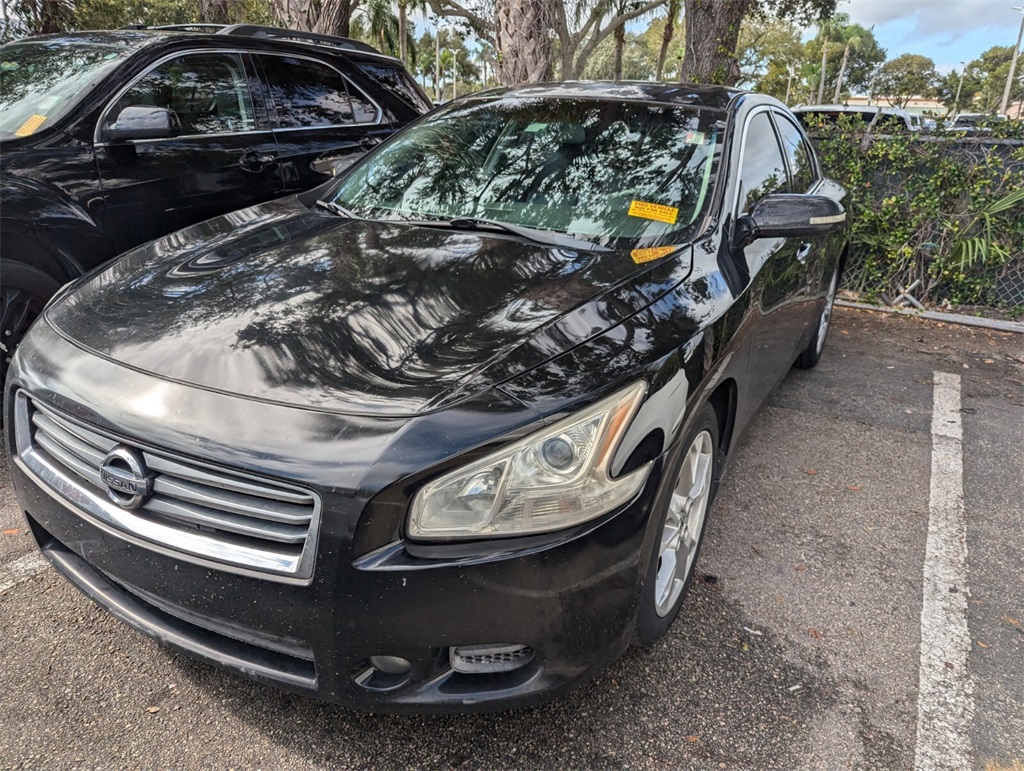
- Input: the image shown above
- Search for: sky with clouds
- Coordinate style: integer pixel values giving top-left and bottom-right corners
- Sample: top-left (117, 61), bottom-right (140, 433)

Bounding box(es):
top-left (840, 0), bottom-right (1024, 74)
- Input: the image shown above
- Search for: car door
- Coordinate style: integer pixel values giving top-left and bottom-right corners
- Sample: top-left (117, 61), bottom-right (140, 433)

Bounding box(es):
top-left (734, 109), bottom-right (807, 406)
top-left (254, 52), bottom-right (394, 194)
top-left (772, 111), bottom-right (832, 350)
top-left (94, 50), bottom-right (283, 254)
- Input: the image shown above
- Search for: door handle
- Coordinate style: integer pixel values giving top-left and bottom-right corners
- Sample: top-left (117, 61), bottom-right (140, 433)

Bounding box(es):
top-left (239, 150), bottom-right (277, 172)
top-left (796, 242), bottom-right (812, 264)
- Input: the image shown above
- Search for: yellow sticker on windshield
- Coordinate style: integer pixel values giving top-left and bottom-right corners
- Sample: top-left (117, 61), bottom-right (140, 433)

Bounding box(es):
top-left (631, 246), bottom-right (677, 264)
top-left (628, 200), bottom-right (679, 225)
top-left (14, 114), bottom-right (47, 137)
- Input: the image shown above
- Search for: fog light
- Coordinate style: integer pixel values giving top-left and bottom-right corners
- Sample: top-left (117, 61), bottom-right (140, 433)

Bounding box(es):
top-left (450, 643), bottom-right (534, 674)
top-left (368, 655), bottom-right (412, 675)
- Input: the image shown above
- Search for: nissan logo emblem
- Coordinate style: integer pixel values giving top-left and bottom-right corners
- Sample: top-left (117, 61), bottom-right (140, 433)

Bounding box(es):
top-left (99, 446), bottom-right (152, 509)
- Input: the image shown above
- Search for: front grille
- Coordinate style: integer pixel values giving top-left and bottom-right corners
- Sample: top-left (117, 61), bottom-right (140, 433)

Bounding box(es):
top-left (13, 391), bottom-right (321, 583)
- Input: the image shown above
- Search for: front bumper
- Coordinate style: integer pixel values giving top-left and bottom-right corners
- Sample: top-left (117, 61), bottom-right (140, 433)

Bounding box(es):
top-left (13, 450), bottom-right (666, 712)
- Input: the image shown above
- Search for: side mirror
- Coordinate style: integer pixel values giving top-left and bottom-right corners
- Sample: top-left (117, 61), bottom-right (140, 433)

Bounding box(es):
top-left (103, 106), bottom-right (181, 142)
top-left (737, 193), bottom-right (847, 246)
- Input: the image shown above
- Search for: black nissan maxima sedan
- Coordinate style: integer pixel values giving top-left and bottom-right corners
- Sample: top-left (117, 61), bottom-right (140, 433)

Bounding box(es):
top-left (5, 82), bottom-right (848, 712)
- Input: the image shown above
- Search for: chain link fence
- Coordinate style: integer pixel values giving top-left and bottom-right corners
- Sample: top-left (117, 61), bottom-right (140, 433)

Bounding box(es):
top-left (813, 132), bottom-right (1024, 316)
top-left (841, 252), bottom-right (1024, 312)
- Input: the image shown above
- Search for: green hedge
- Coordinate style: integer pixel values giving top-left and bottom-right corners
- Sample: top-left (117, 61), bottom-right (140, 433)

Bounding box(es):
top-left (808, 119), bottom-right (1024, 309)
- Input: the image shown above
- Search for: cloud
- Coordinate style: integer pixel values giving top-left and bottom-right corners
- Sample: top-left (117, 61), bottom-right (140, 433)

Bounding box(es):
top-left (841, 0), bottom-right (1016, 43)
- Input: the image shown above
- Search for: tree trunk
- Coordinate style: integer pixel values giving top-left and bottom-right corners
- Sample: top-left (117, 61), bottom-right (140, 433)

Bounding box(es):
top-left (198, 0), bottom-right (230, 23)
top-left (313, 0), bottom-right (356, 37)
top-left (398, 2), bottom-right (408, 63)
top-left (38, 0), bottom-right (68, 33)
top-left (495, 0), bottom-right (553, 85)
top-left (273, 0), bottom-right (314, 30)
top-left (613, 21), bottom-right (625, 80)
top-left (435, 31), bottom-right (441, 101)
top-left (832, 44), bottom-right (850, 102)
top-left (679, 0), bottom-right (749, 85)
top-left (816, 40), bottom-right (828, 103)
top-left (655, 0), bottom-right (678, 81)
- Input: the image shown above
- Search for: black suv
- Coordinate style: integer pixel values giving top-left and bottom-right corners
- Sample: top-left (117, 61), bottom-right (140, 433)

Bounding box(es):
top-left (0, 24), bottom-right (431, 380)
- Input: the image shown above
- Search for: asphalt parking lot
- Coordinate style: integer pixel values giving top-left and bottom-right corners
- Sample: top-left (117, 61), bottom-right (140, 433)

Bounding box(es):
top-left (1, 306), bottom-right (1022, 770)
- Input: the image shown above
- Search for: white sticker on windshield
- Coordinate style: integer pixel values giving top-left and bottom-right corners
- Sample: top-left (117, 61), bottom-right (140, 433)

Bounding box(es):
top-left (684, 131), bottom-right (706, 145)
top-left (38, 95), bottom-right (59, 110)
top-left (524, 122), bottom-right (548, 133)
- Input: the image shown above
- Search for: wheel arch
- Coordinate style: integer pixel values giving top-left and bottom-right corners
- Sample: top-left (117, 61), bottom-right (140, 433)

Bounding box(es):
top-left (706, 378), bottom-right (738, 459)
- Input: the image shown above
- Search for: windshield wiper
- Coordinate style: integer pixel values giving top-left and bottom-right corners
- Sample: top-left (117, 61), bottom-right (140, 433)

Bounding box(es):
top-left (398, 216), bottom-right (605, 251)
top-left (314, 199), bottom-right (361, 219)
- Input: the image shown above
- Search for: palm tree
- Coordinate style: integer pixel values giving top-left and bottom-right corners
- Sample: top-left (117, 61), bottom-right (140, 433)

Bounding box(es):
top-left (814, 13), bottom-right (848, 104)
top-left (361, 0), bottom-right (399, 55)
top-left (655, 0), bottom-right (681, 81)
top-left (396, 0), bottom-right (428, 65)
top-left (832, 25), bottom-right (866, 102)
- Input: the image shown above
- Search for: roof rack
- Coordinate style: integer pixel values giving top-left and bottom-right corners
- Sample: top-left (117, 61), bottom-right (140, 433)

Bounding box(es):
top-left (118, 22), bottom-right (382, 56)
top-left (217, 24), bottom-right (380, 55)
top-left (119, 23), bottom-right (226, 32)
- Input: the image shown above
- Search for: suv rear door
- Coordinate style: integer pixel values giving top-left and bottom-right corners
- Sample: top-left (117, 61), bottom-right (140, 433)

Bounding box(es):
top-left (253, 52), bottom-right (394, 192)
top-left (95, 50), bottom-right (283, 253)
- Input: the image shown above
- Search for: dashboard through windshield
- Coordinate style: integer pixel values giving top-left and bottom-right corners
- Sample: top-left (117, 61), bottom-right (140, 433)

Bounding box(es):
top-left (332, 96), bottom-right (723, 247)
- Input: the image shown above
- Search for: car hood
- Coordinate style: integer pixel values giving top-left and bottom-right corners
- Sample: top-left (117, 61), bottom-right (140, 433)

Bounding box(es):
top-left (47, 197), bottom-right (689, 416)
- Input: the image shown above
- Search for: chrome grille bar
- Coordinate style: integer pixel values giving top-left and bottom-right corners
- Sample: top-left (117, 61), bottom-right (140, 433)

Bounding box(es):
top-left (13, 391), bottom-right (321, 584)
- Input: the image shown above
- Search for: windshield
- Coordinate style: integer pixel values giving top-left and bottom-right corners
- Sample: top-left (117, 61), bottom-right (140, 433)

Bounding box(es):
top-left (0, 38), bottom-right (130, 139)
top-left (332, 96), bottom-right (722, 246)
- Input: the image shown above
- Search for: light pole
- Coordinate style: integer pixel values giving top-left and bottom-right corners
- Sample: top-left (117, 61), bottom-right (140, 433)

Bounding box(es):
top-left (954, 61), bottom-right (966, 115)
top-left (999, 5), bottom-right (1024, 116)
top-left (451, 47), bottom-right (458, 98)
top-left (434, 20), bottom-right (442, 102)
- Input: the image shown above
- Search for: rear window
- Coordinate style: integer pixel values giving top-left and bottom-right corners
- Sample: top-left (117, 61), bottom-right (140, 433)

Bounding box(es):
top-left (356, 63), bottom-right (432, 114)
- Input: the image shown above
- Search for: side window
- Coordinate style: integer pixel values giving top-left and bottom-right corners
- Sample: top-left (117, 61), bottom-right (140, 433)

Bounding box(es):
top-left (346, 80), bottom-right (380, 123)
top-left (110, 53), bottom-right (256, 136)
top-left (258, 55), bottom-right (356, 128)
top-left (774, 114), bottom-right (817, 193)
top-left (736, 111), bottom-right (787, 215)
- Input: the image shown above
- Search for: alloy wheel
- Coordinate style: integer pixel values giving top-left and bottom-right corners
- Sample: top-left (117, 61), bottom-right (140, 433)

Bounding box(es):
top-left (655, 429), bottom-right (714, 618)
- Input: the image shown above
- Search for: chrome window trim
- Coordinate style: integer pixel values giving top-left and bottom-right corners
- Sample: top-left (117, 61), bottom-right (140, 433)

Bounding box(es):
top-left (95, 128), bottom-right (277, 148)
top-left (12, 390), bottom-right (322, 586)
top-left (93, 47), bottom-right (264, 145)
top-left (254, 50), bottom-right (383, 128)
top-left (731, 104), bottom-right (785, 218)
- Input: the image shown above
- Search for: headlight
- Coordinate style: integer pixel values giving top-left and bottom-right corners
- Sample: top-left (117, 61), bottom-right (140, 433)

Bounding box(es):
top-left (408, 382), bottom-right (650, 540)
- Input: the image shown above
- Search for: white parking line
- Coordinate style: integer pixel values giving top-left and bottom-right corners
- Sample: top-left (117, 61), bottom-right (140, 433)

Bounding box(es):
top-left (0, 551), bottom-right (49, 595)
top-left (914, 371), bottom-right (974, 771)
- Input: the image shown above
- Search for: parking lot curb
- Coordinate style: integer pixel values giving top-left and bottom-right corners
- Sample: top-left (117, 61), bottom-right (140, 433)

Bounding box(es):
top-left (835, 300), bottom-right (1024, 334)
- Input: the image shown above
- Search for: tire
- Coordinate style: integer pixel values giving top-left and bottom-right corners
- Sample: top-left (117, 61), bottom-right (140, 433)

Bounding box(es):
top-left (795, 264), bottom-right (839, 370)
top-left (635, 403), bottom-right (721, 647)
top-left (1, 263), bottom-right (62, 385)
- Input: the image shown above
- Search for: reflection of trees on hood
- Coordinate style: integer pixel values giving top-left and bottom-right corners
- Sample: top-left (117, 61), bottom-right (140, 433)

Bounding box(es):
top-left (504, 271), bottom-right (722, 405)
top-left (58, 204), bottom-right (651, 405)
top-left (228, 221), bottom-right (608, 393)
